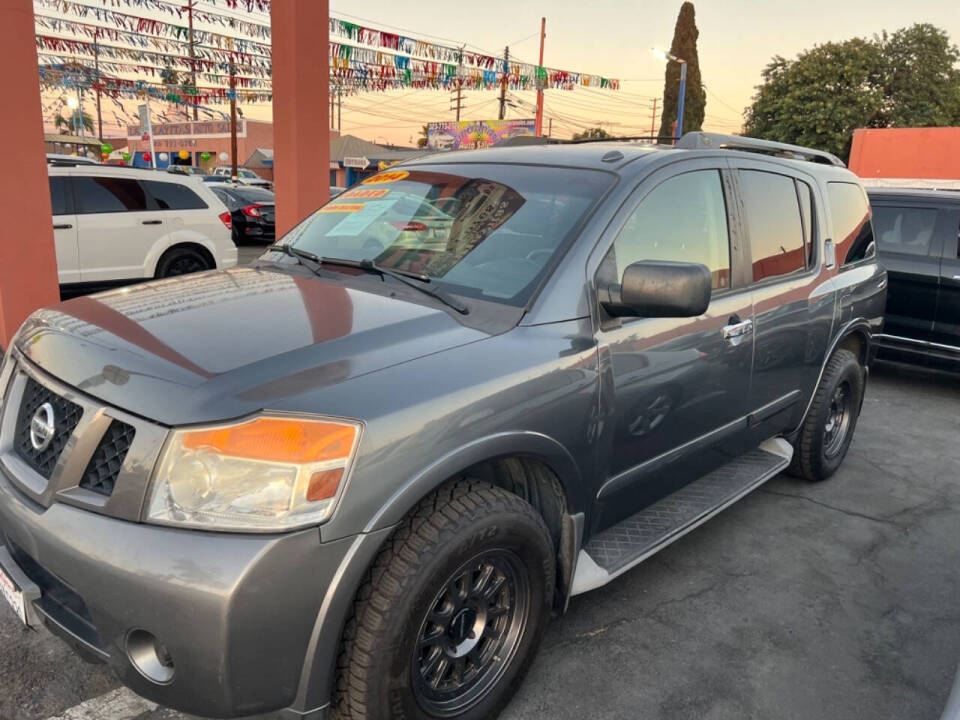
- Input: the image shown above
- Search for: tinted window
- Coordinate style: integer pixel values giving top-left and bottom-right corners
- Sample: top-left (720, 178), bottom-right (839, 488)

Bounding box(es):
top-left (210, 188), bottom-right (240, 210)
top-left (614, 170), bottom-right (730, 290)
top-left (872, 206), bottom-right (938, 256)
top-left (232, 188), bottom-right (274, 204)
top-left (797, 180), bottom-right (814, 266)
top-left (740, 170), bottom-right (806, 281)
top-left (143, 181), bottom-right (207, 210)
top-left (827, 182), bottom-right (874, 265)
top-left (49, 176), bottom-right (70, 215)
top-left (74, 176), bottom-right (148, 214)
top-left (283, 165), bottom-right (614, 306)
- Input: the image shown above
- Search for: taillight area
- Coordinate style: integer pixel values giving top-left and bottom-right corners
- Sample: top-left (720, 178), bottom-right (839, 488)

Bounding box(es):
top-left (242, 204), bottom-right (263, 218)
top-left (218, 211), bottom-right (232, 230)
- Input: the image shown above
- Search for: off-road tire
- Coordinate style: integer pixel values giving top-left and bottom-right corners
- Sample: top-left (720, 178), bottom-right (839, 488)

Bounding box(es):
top-left (334, 480), bottom-right (554, 720)
top-left (155, 247), bottom-right (210, 278)
top-left (790, 348), bottom-right (864, 482)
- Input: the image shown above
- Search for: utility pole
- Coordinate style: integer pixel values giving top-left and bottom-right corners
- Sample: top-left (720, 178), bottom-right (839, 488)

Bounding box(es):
top-left (229, 55), bottom-right (238, 178)
top-left (451, 46), bottom-right (465, 123)
top-left (534, 18), bottom-right (546, 136)
top-left (93, 33), bottom-right (103, 141)
top-left (498, 46), bottom-right (509, 120)
top-left (547, 117), bottom-right (552, 138)
top-left (185, 0), bottom-right (198, 121)
top-left (650, 97), bottom-right (658, 138)
top-left (337, 85), bottom-right (342, 130)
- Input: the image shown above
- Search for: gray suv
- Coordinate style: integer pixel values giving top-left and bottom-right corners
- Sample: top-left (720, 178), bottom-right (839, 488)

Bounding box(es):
top-left (0, 134), bottom-right (886, 720)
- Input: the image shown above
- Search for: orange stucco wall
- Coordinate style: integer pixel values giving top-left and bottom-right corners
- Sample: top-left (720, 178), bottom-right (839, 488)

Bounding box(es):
top-left (271, 1), bottom-right (331, 235)
top-left (0, 1), bottom-right (59, 346)
top-left (849, 127), bottom-right (960, 179)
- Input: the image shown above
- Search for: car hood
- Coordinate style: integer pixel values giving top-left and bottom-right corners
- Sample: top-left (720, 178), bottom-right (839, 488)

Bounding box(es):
top-left (15, 267), bottom-right (488, 425)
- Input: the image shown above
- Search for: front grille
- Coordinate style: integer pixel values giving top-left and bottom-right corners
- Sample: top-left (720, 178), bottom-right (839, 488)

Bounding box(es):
top-left (79, 420), bottom-right (135, 497)
top-left (14, 377), bottom-right (83, 478)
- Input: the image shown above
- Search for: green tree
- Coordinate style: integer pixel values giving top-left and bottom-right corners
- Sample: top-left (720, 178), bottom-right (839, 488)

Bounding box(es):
top-left (572, 127), bottom-right (612, 140)
top-left (879, 24), bottom-right (960, 127)
top-left (657, 2), bottom-right (707, 140)
top-left (744, 24), bottom-right (960, 161)
top-left (54, 110), bottom-right (94, 135)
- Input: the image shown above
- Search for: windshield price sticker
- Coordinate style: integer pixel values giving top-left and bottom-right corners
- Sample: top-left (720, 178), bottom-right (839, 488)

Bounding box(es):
top-left (319, 203), bottom-right (366, 214)
top-left (328, 199), bottom-right (395, 236)
top-left (362, 170), bottom-right (409, 185)
top-left (342, 188), bottom-right (391, 200)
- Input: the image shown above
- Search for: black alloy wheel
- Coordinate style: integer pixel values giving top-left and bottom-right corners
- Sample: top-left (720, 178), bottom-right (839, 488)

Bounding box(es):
top-left (412, 550), bottom-right (530, 717)
top-left (822, 381), bottom-right (852, 458)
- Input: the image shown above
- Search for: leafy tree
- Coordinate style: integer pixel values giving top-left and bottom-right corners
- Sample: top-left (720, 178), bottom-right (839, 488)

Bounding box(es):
top-left (417, 124), bottom-right (429, 148)
top-left (657, 2), bottom-right (707, 140)
top-left (745, 24), bottom-right (960, 160)
top-left (54, 111), bottom-right (94, 135)
top-left (879, 24), bottom-right (960, 127)
top-left (572, 127), bottom-right (612, 140)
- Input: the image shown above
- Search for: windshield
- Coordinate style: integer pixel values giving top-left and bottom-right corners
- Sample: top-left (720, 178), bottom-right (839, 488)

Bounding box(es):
top-left (238, 169), bottom-right (258, 178)
top-left (277, 164), bottom-right (613, 305)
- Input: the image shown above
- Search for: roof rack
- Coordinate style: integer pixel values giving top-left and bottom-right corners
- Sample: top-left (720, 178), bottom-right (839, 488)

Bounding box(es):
top-left (675, 132), bottom-right (846, 167)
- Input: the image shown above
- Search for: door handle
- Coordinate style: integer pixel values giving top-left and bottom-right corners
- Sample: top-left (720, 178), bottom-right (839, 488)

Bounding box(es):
top-left (141, 220), bottom-right (163, 225)
top-left (53, 223), bottom-right (72, 230)
top-left (722, 319), bottom-right (753, 345)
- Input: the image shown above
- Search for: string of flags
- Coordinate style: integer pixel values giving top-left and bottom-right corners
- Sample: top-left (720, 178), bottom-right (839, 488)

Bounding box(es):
top-left (34, 0), bottom-right (619, 108)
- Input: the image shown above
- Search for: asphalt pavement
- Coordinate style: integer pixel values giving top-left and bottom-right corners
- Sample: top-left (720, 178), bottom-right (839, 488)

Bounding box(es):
top-left (2, 361), bottom-right (959, 720)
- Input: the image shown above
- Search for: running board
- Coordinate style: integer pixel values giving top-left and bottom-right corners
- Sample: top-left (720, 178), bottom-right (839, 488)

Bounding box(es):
top-left (570, 438), bottom-right (792, 596)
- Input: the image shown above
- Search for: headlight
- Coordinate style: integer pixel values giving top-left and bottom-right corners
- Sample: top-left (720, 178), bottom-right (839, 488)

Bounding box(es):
top-left (146, 415), bottom-right (361, 532)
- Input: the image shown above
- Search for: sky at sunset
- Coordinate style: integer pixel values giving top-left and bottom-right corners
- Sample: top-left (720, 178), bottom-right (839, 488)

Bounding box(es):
top-left (38, 0), bottom-right (960, 146)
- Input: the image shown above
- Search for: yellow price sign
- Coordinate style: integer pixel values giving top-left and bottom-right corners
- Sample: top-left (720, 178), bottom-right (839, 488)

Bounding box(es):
top-left (362, 170), bottom-right (409, 185)
top-left (318, 203), bottom-right (366, 213)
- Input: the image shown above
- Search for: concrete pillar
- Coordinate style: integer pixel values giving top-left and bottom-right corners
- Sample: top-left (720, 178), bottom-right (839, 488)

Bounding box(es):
top-left (271, 0), bottom-right (330, 237)
top-left (0, 0), bottom-right (59, 348)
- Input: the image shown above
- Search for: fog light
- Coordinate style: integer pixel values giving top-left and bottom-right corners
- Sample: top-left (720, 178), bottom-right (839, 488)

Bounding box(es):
top-left (126, 629), bottom-right (175, 684)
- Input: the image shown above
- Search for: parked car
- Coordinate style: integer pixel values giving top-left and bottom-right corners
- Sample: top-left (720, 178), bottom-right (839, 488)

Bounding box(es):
top-left (1, 134), bottom-right (885, 720)
top-left (47, 164), bottom-right (237, 293)
top-left (207, 183), bottom-right (276, 244)
top-left (166, 165), bottom-right (207, 177)
top-left (211, 166), bottom-right (272, 189)
top-left (46, 153), bottom-right (98, 166)
top-left (867, 187), bottom-right (960, 369)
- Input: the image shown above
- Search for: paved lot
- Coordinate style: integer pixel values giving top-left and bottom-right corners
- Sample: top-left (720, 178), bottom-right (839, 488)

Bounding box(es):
top-left (2, 361), bottom-right (959, 720)
top-left (237, 244), bottom-right (267, 266)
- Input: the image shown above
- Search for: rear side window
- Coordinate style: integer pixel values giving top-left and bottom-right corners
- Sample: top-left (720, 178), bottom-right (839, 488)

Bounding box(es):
top-left (797, 180), bottom-right (815, 266)
top-left (143, 181), bottom-right (207, 210)
top-left (827, 182), bottom-right (874, 265)
top-left (739, 170), bottom-right (806, 282)
top-left (872, 206), bottom-right (938, 257)
top-left (613, 170), bottom-right (731, 290)
top-left (74, 176), bottom-right (148, 214)
top-left (211, 188), bottom-right (240, 210)
top-left (49, 176), bottom-right (71, 215)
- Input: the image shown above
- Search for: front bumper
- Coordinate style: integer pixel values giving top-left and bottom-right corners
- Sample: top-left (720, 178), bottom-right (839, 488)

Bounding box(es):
top-left (0, 465), bottom-right (366, 718)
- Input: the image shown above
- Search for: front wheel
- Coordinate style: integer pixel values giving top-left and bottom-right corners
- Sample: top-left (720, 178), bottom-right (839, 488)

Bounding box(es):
top-left (790, 348), bottom-right (864, 481)
top-left (336, 481), bottom-right (554, 720)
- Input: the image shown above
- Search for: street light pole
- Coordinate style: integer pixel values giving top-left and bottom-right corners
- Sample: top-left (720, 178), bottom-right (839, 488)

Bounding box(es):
top-left (676, 60), bottom-right (687, 141)
top-left (651, 48), bottom-right (687, 142)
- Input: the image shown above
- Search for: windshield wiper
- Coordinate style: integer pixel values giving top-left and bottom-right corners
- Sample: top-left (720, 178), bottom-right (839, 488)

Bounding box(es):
top-left (266, 243), bottom-right (322, 269)
top-left (320, 257), bottom-right (470, 315)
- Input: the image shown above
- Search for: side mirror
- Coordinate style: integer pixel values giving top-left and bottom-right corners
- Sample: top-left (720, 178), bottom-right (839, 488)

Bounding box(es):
top-left (600, 260), bottom-right (712, 318)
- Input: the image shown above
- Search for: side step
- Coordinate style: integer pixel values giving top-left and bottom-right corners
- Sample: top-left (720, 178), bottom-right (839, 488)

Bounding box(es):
top-left (570, 438), bottom-right (792, 595)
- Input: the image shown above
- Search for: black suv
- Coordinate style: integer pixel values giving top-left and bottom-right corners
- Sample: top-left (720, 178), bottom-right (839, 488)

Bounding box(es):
top-left (0, 134), bottom-right (885, 720)
top-left (867, 187), bottom-right (960, 368)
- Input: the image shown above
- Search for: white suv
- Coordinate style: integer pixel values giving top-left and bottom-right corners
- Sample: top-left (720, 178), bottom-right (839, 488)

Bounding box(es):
top-left (48, 165), bottom-right (238, 289)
